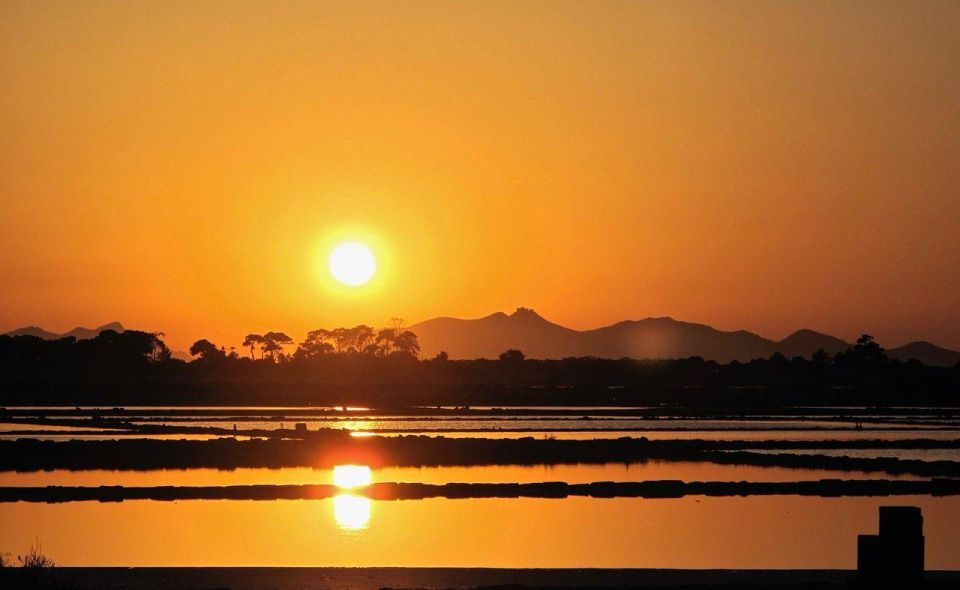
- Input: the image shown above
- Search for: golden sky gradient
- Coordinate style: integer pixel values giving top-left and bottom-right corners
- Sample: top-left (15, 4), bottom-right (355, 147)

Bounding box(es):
top-left (1, 1), bottom-right (959, 351)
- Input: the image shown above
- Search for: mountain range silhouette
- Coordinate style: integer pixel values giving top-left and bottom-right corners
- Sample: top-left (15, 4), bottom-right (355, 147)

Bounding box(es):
top-left (5, 312), bottom-right (958, 366)
top-left (409, 308), bottom-right (960, 366)
top-left (3, 322), bottom-right (125, 341)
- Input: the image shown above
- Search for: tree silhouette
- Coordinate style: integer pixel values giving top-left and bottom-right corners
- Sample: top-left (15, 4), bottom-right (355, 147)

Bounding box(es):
top-left (296, 328), bottom-right (334, 359)
top-left (348, 325), bottom-right (377, 354)
top-left (189, 339), bottom-right (225, 361)
top-left (262, 331), bottom-right (294, 362)
top-left (3, 328), bottom-right (960, 406)
top-left (329, 328), bottom-right (350, 353)
top-left (394, 330), bottom-right (420, 357)
top-left (293, 325), bottom-right (420, 359)
top-left (854, 334), bottom-right (887, 361)
top-left (373, 327), bottom-right (420, 357)
top-left (91, 329), bottom-right (170, 364)
top-left (370, 319), bottom-right (419, 357)
top-left (836, 334), bottom-right (888, 368)
top-left (499, 349), bottom-right (525, 363)
top-left (812, 348), bottom-right (831, 365)
top-left (376, 328), bottom-right (396, 355)
top-left (242, 334), bottom-right (264, 359)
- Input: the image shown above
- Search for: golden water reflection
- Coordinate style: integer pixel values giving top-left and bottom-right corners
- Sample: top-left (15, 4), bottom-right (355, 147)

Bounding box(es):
top-left (331, 464), bottom-right (373, 530)
top-left (2, 496), bottom-right (960, 567)
top-left (333, 494), bottom-right (372, 530)
top-left (332, 464), bottom-right (372, 489)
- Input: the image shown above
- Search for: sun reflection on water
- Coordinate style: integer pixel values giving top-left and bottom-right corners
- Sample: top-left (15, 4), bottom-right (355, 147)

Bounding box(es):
top-left (331, 464), bottom-right (373, 530)
top-left (333, 493), bottom-right (372, 530)
top-left (332, 464), bottom-right (372, 489)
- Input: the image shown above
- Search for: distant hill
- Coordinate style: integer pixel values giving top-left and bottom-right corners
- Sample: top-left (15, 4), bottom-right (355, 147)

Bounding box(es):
top-left (578, 317), bottom-right (773, 363)
top-left (1, 322), bottom-right (194, 360)
top-left (410, 308), bottom-right (959, 365)
top-left (775, 329), bottom-right (850, 359)
top-left (3, 322), bottom-right (125, 341)
top-left (409, 308), bottom-right (583, 360)
top-left (887, 341), bottom-right (960, 367)
top-left (3, 326), bottom-right (62, 340)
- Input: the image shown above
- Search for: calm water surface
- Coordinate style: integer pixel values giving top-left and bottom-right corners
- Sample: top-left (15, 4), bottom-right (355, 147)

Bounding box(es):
top-left (122, 418), bottom-right (923, 431)
top-left (0, 434), bottom-right (263, 441)
top-left (1, 495), bottom-right (958, 568)
top-left (3, 405), bottom-right (958, 570)
top-left (748, 448), bottom-right (960, 462)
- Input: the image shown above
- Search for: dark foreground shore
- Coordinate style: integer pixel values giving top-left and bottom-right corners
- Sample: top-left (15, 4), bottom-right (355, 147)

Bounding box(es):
top-left (4, 567), bottom-right (960, 589)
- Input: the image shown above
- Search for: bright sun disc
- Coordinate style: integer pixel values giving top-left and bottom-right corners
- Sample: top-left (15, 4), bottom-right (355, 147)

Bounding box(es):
top-left (328, 242), bottom-right (376, 286)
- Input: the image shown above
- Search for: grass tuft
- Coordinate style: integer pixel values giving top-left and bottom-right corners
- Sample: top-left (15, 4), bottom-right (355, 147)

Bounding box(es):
top-left (18, 538), bottom-right (55, 569)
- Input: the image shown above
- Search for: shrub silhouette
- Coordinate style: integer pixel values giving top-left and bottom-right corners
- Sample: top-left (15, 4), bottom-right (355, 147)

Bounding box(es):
top-left (18, 538), bottom-right (54, 569)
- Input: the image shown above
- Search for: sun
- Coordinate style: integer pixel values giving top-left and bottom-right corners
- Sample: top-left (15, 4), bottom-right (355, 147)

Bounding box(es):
top-left (328, 242), bottom-right (376, 286)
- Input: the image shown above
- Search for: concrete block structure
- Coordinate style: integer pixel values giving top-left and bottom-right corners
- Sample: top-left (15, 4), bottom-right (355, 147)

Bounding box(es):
top-left (857, 506), bottom-right (924, 589)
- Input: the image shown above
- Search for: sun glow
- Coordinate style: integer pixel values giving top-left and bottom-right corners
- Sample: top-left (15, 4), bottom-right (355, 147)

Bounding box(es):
top-left (332, 493), bottom-right (372, 530)
top-left (328, 242), bottom-right (376, 286)
top-left (332, 464), bottom-right (373, 489)
top-left (331, 464), bottom-right (373, 530)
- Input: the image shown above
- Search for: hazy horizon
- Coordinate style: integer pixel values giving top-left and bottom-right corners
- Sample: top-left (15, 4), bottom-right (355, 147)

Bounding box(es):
top-left (3, 306), bottom-right (957, 354)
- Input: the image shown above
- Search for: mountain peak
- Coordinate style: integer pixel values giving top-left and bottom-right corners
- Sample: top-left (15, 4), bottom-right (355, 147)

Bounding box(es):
top-left (510, 307), bottom-right (543, 320)
top-left (781, 328), bottom-right (842, 342)
top-left (639, 316), bottom-right (680, 324)
top-left (774, 329), bottom-right (849, 357)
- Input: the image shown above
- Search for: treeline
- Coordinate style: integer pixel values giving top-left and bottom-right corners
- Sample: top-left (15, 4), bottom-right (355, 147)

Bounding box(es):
top-left (0, 330), bottom-right (958, 405)
top-left (200, 324), bottom-right (420, 362)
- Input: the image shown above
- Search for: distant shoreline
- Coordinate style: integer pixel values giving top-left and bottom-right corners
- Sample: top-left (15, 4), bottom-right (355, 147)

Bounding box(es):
top-left (3, 436), bottom-right (960, 477)
top-left (3, 328), bottom-right (958, 407)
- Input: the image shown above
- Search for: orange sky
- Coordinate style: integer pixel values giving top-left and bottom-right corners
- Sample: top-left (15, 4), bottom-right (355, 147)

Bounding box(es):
top-left (1, 1), bottom-right (959, 352)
